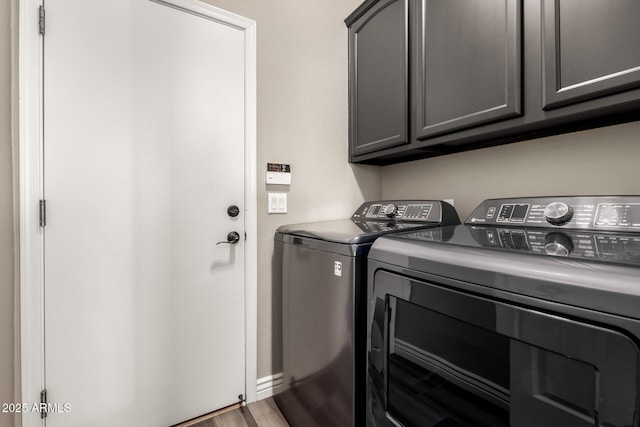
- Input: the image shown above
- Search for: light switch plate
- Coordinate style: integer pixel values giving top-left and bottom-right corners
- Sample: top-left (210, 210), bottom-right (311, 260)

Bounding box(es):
top-left (268, 193), bottom-right (287, 214)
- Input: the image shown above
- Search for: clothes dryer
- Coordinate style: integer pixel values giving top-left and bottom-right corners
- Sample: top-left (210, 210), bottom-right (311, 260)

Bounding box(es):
top-left (367, 196), bottom-right (640, 427)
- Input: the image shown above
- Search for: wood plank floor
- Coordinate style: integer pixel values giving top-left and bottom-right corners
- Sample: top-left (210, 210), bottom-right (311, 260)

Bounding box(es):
top-left (178, 398), bottom-right (290, 427)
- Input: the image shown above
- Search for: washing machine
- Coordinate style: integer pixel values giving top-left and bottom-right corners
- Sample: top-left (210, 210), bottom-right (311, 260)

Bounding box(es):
top-left (273, 200), bottom-right (460, 427)
top-left (367, 196), bottom-right (640, 427)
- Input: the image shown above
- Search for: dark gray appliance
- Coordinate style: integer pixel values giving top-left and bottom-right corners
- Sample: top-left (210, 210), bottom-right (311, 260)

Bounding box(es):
top-left (367, 196), bottom-right (640, 427)
top-left (273, 200), bottom-right (460, 427)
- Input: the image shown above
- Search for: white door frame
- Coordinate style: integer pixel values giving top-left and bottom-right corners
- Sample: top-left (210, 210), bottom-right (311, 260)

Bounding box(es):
top-left (18, 1), bottom-right (257, 425)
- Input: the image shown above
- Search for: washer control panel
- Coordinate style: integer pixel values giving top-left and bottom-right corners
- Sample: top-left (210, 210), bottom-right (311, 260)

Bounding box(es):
top-left (467, 196), bottom-right (640, 232)
top-left (352, 200), bottom-right (458, 224)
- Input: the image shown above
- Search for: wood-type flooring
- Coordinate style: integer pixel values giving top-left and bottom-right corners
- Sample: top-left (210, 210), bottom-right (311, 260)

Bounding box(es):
top-left (176, 398), bottom-right (290, 427)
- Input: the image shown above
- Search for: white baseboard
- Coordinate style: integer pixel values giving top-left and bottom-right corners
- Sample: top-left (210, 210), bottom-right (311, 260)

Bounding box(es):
top-left (256, 372), bottom-right (284, 400)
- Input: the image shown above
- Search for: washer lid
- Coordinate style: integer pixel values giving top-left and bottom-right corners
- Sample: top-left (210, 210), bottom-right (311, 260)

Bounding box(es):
top-left (276, 219), bottom-right (432, 245)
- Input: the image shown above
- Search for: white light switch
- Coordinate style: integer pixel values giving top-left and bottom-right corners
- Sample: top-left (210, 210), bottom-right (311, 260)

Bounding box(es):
top-left (268, 193), bottom-right (287, 214)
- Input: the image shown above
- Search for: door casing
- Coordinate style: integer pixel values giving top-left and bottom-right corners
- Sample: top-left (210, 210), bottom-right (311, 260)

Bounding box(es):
top-left (17, 1), bottom-right (257, 425)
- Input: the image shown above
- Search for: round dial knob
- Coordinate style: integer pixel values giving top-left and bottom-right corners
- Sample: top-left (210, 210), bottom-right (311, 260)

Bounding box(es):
top-left (544, 232), bottom-right (573, 257)
top-left (544, 202), bottom-right (573, 225)
top-left (381, 203), bottom-right (398, 218)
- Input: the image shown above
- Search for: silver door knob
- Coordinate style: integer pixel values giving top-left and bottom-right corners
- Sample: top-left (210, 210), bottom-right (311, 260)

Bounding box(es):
top-left (217, 231), bottom-right (240, 245)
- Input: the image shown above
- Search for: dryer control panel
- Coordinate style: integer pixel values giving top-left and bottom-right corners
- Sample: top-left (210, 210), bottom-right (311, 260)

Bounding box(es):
top-left (352, 200), bottom-right (459, 224)
top-left (466, 196), bottom-right (640, 232)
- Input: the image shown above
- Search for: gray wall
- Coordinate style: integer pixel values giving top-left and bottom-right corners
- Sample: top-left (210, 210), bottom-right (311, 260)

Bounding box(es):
top-left (382, 121), bottom-right (640, 219)
top-left (1, 0), bottom-right (17, 426)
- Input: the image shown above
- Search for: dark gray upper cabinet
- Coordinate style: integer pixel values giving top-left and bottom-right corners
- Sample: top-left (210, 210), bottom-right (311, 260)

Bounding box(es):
top-left (542, 0), bottom-right (640, 110)
top-left (346, 0), bottom-right (640, 165)
top-left (413, 0), bottom-right (522, 142)
top-left (346, 0), bottom-right (409, 157)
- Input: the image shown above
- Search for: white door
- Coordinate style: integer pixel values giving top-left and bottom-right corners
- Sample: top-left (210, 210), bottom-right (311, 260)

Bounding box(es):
top-left (43, 1), bottom-right (250, 425)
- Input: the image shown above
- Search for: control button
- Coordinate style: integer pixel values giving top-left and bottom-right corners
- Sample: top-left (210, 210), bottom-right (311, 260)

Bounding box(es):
top-left (544, 232), bottom-right (573, 256)
top-left (486, 207), bottom-right (496, 219)
top-left (381, 203), bottom-right (398, 218)
top-left (544, 202), bottom-right (574, 225)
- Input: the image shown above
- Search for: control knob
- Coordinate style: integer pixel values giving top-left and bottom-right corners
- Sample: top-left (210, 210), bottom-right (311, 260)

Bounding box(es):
top-left (381, 203), bottom-right (398, 218)
top-left (544, 232), bottom-right (573, 257)
top-left (544, 202), bottom-right (573, 225)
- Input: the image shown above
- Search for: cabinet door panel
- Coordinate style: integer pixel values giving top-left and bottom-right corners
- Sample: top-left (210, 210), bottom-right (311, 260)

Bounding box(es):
top-left (542, 0), bottom-right (640, 109)
top-left (414, 0), bottom-right (522, 142)
top-left (348, 0), bottom-right (408, 157)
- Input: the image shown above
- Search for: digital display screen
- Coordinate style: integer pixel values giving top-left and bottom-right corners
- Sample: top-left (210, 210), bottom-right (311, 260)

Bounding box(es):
top-left (510, 204), bottom-right (529, 222)
top-left (631, 208), bottom-right (640, 227)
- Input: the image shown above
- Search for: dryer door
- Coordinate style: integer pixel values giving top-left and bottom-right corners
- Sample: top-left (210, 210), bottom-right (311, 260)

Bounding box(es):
top-left (368, 271), bottom-right (640, 427)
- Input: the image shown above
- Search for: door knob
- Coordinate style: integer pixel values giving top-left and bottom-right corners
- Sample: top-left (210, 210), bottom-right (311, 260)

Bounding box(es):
top-left (217, 231), bottom-right (241, 245)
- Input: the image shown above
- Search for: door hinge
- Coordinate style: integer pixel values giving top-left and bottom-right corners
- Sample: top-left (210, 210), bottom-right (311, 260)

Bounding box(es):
top-left (39, 6), bottom-right (45, 36)
top-left (40, 389), bottom-right (47, 419)
top-left (39, 199), bottom-right (46, 227)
